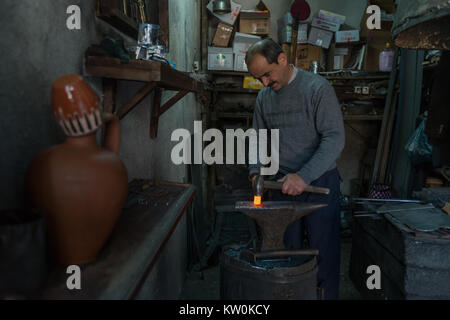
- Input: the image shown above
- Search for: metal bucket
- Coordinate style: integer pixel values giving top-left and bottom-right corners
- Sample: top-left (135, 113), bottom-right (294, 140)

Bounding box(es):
top-left (220, 246), bottom-right (318, 300)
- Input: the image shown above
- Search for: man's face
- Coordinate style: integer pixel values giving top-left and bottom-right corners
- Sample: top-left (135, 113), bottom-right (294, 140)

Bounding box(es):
top-left (248, 53), bottom-right (290, 91)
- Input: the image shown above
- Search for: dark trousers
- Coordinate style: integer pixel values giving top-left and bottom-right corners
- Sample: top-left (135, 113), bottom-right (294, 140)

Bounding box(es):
top-left (270, 168), bottom-right (341, 300)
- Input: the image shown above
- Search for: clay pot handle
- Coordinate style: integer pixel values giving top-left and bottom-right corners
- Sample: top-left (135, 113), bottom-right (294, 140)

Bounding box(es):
top-left (103, 112), bottom-right (121, 154)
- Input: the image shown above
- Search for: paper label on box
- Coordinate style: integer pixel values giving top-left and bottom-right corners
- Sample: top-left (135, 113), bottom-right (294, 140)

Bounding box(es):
top-left (311, 18), bottom-right (340, 32)
top-left (335, 47), bottom-right (349, 55)
top-left (336, 30), bottom-right (360, 43)
top-left (334, 56), bottom-right (344, 70)
top-left (234, 54), bottom-right (248, 72)
top-left (233, 32), bottom-right (261, 54)
top-left (208, 47), bottom-right (234, 70)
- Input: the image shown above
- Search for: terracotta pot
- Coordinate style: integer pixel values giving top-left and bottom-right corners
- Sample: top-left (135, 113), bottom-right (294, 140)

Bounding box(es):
top-left (26, 75), bottom-right (128, 265)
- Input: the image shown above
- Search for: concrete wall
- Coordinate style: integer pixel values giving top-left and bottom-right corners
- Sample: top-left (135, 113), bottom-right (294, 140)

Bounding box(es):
top-left (0, 0), bottom-right (202, 209)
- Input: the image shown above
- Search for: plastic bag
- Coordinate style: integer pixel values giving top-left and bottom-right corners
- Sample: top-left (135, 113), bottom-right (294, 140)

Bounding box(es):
top-left (405, 119), bottom-right (433, 163)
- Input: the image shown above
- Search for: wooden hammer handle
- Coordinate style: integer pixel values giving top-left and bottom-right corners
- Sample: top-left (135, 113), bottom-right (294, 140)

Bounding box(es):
top-left (263, 180), bottom-right (330, 195)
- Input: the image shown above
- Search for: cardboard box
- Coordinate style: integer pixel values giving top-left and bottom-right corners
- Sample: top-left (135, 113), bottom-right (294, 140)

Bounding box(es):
top-left (317, 10), bottom-right (346, 25)
top-left (311, 17), bottom-right (341, 32)
top-left (232, 32), bottom-right (261, 54)
top-left (212, 22), bottom-right (234, 47)
top-left (308, 26), bottom-right (333, 49)
top-left (278, 23), bottom-right (308, 44)
top-left (282, 43), bottom-right (323, 71)
top-left (336, 30), bottom-right (360, 43)
top-left (327, 43), bottom-right (352, 70)
top-left (234, 54), bottom-right (248, 72)
top-left (239, 1), bottom-right (270, 35)
top-left (206, 0), bottom-right (241, 26)
top-left (208, 47), bottom-right (234, 70)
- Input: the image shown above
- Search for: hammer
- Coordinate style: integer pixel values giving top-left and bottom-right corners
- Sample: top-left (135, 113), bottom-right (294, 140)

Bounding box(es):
top-left (253, 175), bottom-right (330, 204)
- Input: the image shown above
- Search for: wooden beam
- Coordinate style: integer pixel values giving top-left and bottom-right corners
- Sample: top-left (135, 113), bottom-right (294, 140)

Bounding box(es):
top-left (103, 78), bottom-right (116, 114)
top-left (150, 88), bottom-right (162, 139)
top-left (117, 82), bottom-right (157, 119)
top-left (158, 90), bottom-right (190, 116)
top-left (158, 0), bottom-right (169, 49)
top-left (102, 78), bottom-right (117, 143)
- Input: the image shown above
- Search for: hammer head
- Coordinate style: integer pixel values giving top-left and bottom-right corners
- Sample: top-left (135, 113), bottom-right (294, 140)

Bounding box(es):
top-left (253, 175), bottom-right (264, 205)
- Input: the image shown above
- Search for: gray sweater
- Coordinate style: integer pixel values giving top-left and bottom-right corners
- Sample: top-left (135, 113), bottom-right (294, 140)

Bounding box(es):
top-left (249, 68), bottom-right (345, 184)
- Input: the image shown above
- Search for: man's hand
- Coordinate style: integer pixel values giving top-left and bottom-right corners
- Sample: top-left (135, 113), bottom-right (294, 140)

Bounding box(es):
top-left (278, 173), bottom-right (308, 196)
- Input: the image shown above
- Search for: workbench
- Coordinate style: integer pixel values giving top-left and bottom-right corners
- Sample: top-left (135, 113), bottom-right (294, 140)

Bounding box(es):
top-left (349, 203), bottom-right (450, 299)
top-left (41, 181), bottom-right (196, 299)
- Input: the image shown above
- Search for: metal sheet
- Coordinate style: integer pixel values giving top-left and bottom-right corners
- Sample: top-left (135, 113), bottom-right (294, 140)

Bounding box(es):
top-left (392, 0), bottom-right (450, 49)
top-left (378, 203), bottom-right (450, 232)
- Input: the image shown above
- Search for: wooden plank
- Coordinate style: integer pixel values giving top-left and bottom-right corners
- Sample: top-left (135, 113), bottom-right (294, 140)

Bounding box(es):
top-left (97, 1), bottom-right (139, 39)
top-left (86, 55), bottom-right (205, 92)
top-left (103, 78), bottom-right (116, 114)
top-left (201, 0), bottom-right (208, 72)
top-left (117, 82), bottom-right (157, 119)
top-left (378, 91), bottom-right (399, 183)
top-left (102, 78), bottom-right (117, 144)
top-left (371, 48), bottom-right (400, 186)
top-left (86, 65), bottom-right (161, 82)
top-left (150, 88), bottom-right (162, 139)
top-left (213, 88), bottom-right (260, 94)
top-left (160, 67), bottom-right (204, 93)
top-left (42, 183), bottom-right (195, 300)
top-left (158, 0), bottom-right (169, 49)
top-left (209, 71), bottom-right (251, 77)
top-left (87, 55), bottom-right (161, 71)
top-left (343, 115), bottom-right (383, 121)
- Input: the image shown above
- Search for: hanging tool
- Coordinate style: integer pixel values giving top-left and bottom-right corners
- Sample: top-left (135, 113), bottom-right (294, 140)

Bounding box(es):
top-left (137, 0), bottom-right (147, 23)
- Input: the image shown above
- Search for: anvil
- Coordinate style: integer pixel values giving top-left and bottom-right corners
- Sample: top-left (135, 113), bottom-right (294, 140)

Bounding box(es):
top-left (235, 201), bottom-right (327, 251)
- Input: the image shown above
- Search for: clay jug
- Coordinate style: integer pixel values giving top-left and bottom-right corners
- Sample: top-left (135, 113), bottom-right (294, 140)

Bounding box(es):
top-left (26, 75), bottom-right (128, 265)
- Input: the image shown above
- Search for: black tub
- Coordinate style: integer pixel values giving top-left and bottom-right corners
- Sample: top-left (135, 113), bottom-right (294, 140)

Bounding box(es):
top-left (220, 246), bottom-right (318, 300)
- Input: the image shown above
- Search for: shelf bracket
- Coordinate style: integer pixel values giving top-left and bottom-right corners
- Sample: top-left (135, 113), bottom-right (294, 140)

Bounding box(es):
top-left (117, 82), bottom-right (158, 119)
top-left (150, 89), bottom-right (190, 139)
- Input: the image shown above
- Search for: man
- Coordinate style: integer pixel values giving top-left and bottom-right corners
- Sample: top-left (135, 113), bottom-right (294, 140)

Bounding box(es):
top-left (246, 38), bottom-right (345, 300)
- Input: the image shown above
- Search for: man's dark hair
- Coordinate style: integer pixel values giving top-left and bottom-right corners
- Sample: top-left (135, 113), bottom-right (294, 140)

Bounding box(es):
top-left (245, 38), bottom-right (283, 66)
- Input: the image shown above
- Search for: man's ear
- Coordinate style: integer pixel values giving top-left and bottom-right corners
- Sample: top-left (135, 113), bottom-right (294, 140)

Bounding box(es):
top-left (278, 52), bottom-right (288, 66)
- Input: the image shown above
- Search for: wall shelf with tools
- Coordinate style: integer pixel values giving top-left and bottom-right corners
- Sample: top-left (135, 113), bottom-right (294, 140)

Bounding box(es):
top-left (96, 0), bottom-right (169, 48)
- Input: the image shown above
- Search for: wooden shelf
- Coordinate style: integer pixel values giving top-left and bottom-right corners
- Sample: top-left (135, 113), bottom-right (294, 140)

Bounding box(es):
top-left (85, 49), bottom-right (209, 139)
top-left (213, 88), bottom-right (260, 94)
top-left (208, 70), bottom-right (251, 77)
top-left (325, 75), bottom-right (390, 80)
top-left (217, 112), bottom-right (253, 119)
top-left (96, 2), bottom-right (139, 39)
top-left (343, 114), bottom-right (383, 121)
top-left (337, 93), bottom-right (387, 100)
top-left (216, 112), bottom-right (382, 122)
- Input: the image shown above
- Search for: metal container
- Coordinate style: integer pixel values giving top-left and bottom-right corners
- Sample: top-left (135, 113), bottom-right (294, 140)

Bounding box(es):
top-left (213, 0), bottom-right (231, 14)
top-left (220, 246), bottom-right (318, 300)
top-left (392, 0), bottom-right (450, 50)
top-left (311, 61), bottom-right (319, 74)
